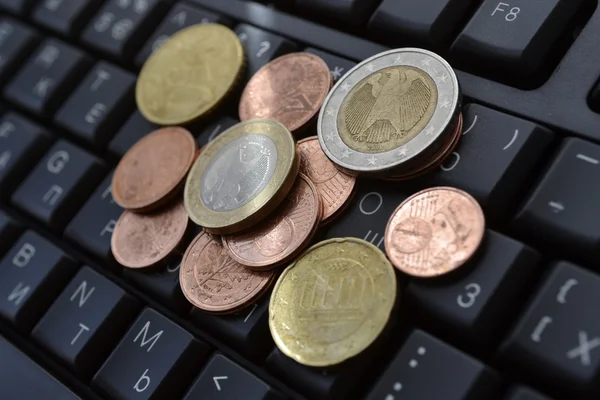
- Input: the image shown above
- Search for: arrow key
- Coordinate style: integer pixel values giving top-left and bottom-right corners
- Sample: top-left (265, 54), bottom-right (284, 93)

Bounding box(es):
top-left (184, 354), bottom-right (279, 400)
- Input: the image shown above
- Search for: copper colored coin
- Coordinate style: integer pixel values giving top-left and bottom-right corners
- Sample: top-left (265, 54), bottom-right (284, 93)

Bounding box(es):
top-left (297, 136), bottom-right (356, 224)
top-left (111, 201), bottom-right (189, 269)
top-left (384, 187), bottom-right (485, 278)
top-left (222, 173), bottom-right (321, 270)
top-left (180, 231), bottom-right (274, 313)
top-left (112, 127), bottom-right (196, 212)
top-left (239, 52), bottom-right (332, 133)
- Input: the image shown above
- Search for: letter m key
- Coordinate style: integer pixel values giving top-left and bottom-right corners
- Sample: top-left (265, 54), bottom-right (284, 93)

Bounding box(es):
top-left (133, 321), bottom-right (163, 352)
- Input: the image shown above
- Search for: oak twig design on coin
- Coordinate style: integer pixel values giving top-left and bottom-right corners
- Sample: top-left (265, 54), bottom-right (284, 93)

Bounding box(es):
top-left (111, 201), bottom-right (189, 269)
top-left (269, 237), bottom-right (396, 367)
top-left (180, 231), bottom-right (274, 313)
top-left (112, 127), bottom-right (196, 212)
top-left (384, 187), bottom-right (485, 277)
top-left (222, 173), bottom-right (321, 270)
top-left (239, 53), bottom-right (332, 134)
top-left (297, 136), bottom-right (355, 223)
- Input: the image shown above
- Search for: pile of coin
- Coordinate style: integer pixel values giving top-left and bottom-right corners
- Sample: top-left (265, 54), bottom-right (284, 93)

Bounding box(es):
top-left (108, 21), bottom-right (490, 368)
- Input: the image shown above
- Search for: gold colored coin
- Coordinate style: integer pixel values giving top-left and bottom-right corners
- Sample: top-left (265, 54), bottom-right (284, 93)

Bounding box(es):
top-left (184, 119), bottom-right (299, 235)
top-left (269, 237), bottom-right (397, 367)
top-left (136, 23), bottom-right (244, 125)
top-left (338, 65), bottom-right (438, 154)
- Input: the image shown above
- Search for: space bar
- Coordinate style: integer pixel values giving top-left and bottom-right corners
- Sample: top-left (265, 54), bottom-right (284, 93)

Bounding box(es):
top-left (0, 336), bottom-right (80, 399)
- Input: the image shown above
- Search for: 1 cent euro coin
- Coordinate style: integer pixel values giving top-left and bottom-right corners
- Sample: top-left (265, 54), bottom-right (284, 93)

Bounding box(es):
top-left (136, 23), bottom-right (245, 125)
top-left (269, 237), bottom-right (396, 367)
top-left (318, 48), bottom-right (461, 176)
top-left (184, 119), bottom-right (299, 234)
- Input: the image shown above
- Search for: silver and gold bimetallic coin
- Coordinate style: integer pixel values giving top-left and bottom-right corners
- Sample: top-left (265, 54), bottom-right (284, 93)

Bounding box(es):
top-left (184, 119), bottom-right (299, 235)
top-left (317, 48), bottom-right (462, 177)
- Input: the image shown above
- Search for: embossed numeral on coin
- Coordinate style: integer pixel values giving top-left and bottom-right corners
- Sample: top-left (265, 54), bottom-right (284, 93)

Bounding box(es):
top-left (456, 283), bottom-right (481, 309)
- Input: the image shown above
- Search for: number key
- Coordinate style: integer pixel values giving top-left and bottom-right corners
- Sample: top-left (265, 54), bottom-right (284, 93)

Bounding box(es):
top-left (408, 231), bottom-right (540, 350)
top-left (0, 18), bottom-right (39, 85)
top-left (33, 0), bottom-right (104, 36)
top-left (234, 24), bottom-right (297, 79)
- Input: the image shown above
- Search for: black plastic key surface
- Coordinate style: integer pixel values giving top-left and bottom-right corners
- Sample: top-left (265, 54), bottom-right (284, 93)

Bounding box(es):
top-left (12, 140), bottom-right (104, 231)
top-left (0, 18), bottom-right (39, 85)
top-left (234, 24), bottom-right (297, 79)
top-left (190, 295), bottom-right (271, 360)
top-left (55, 62), bottom-right (135, 147)
top-left (451, 0), bottom-right (585, 77)
top-left (514, 138), bottom-right (600, 259)
top-left (123, 256), bottom-right (190, 314)
top-left (0, 231), bottom-right (76, 331)
top-left (33, 0), bottom-right (104, 36)
top-left (408, 230), bottom-right (540, 349)
top-left (423, 104), bottom-right (554, 217)
top-left (304, 47), bottom-right (356, 83)
top-left (369, 0), bottom-right (476, 49)
top-left (0, 112), bottom-right (51, 195)
top-left (93, 308), bottom-right (211, 400)
top-left (296, 0), bottom-right (380, 26)
top-left (501, 261), bottom-right (600, 395)
top-left (5, 39), bottom-right (91, 117)
top-left (0, 335), bottom-right (79, 400)
top-left (0, 211), bottom-right (20, 254)
top-left (33, 266), bottom-right (140, 379)
top-left (66, 172), bottom-right (123, 261)
top-left (184, 354), bottom-right (278, 400)
top-left (0, 0), bottom-right (37, 14)
top-left (324, 180), bottom-right (410, 251)
top-left (109, 110), bottom-right (157, 157)
top-left (196, 116), bottom-right (238, 147)
top-left (136, 3), bottom-right (231, 67)
top-left (368, 330), bottom-right (501, 400)
top-left (505, 386), bottom-right (552, 400)
top-left (82, 0), bottom-right (166, 60)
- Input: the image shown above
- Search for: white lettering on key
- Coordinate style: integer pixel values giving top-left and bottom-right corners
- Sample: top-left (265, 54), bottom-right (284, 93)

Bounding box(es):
top-left (0, 121), bottom-right (15, 138)
top-left (531, 316), bottom-right (552, 343)
top-left (91, 69), bottom-right (111, 91)
top-left (576, 154), bottom-right (599, 165)
top-left (256, 41), bottom-right (270, 58)
top-left (94, 12), bottom-right (115, 33)
top-left (112, 19), bottom-right (133, 41)
top-left (457, 283), bottom-right (481, 308)
top-left (171, 11), bottom-right (187, 26)
top-left (213, 376), bottom-right (227, 391)
top-left (43, 185), bottom-right (63, 206)
top-left (7, 282), bottom-right (30, 305)
top-left (133, 321), bottom-right (163, 352)
top-left (71, 323), bottom-right (89, 345)
top-left (359, 192), bottom-right (383, 215)
top-left (33, 77), bottom-right (54, 98)
top-left (566, 331), bottom-right (600, 366)
top-left (244, 304), bottom-right (258, 323)
top-left (36, 45), bottom-right (59, 68)
top-left (503, 129), bottom-right (519, 150)
top-left (0, 151), bottom-right (11, 170)
top-left (44, 0), bottom-right (63, 11)
top-left (47, 150), bottom-right (69, 174)
top-left (461, 115), bottom-right (478, 136)
top-left (557, 279), bottom-right (578, 304)
top-left (85, 103), bottom-right (106, 124)
top-left (70, 280), bottom-right (95, 308)
top-left (0, 22), bottom-right (14, 46)
top-left (208, 124), bottom-right (222, 142)
top-left (101, 185), bottom-right (115, 203)
top-left (548, 201), bottom-right (564, 213)
top-left (152, 34), bottom-right (170, 52)
top-left (101, 220), bottom-right (117, 237)
top-left (364, 230), bottom-right (384, 248)
top-left (13, 243), bottom-right (35, 268)
top-left (133, 369), bottom-right (151, 393)
top-left (441, 152), bottom-right (460, 171)
top-left (331, 66), bottom-right (344, 80)
top-left (492, 2), bottom-right (520, 21)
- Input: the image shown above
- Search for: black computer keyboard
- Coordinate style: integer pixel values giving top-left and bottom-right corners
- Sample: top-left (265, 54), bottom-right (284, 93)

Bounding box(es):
top-left (0, 0), bottom-right (600, 399)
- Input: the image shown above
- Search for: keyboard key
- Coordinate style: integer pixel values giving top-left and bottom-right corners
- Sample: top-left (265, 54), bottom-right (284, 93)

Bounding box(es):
top-left (0, 335), bottom-right (79, 399)
top-left (108, 110), bottom-right (157, 157)
top-left (82, 0), bottom-right (166, 59)
top-left (514, 138), bottom-right (600, 259)
top-left (12, 140), bottom-right (104, 231)
top-left (66, 173), bottom-right (123, 262)
top-left (94, 308), bottom-right (211, 400)
top-left (0, 231), bottom-right (76, 331)
top-left (235, 24), bottom-right (297, 78)
top-left (123, 256), bottom-right (191, 314)
top-left (424, 104), bottom-right (554, 218)
top-left (324, 180), bottom-right (410, 251)
top-left (33, 0), bottom-right (104, 36)
top-left (369, 0), bottom-right (476, 49)
top-left (505, 386), bottom-right (552, 400)
top-left (5, 39), bottom-right (91, 117)
top-left (451, 0), bottom-right (585, 76)
top-left (0, 0), bottom-right (37, 14)
top-left (0, 211), bottom-right (20, 254)
top-left (33, 266), bottom-right (140, 379)
top-left (184, 354), bottom-right (277, 400)
top-left (368, 330), bottom-right (501, 400)
top-left (501, 261), bottom-right (600, 395)
top-left (190, 296), bottom-right (271, 360)
top-left (407, 231), bottom-right (541, 349)
top-left (196, 116), bottom-right (238, 148)
top-left (304, 47), bottom-right (355, 83)
top-left (0, 18), bottom-right (39, 85)
top-left (0, 113), bottom-right (51, 195)
top-left (296, 0), bottom-right (380, 26)
top-left (136, 3), bottom-right (231, 67)
top-left (55, 63), bottom-right (135, 147)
